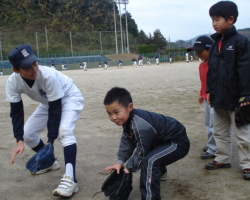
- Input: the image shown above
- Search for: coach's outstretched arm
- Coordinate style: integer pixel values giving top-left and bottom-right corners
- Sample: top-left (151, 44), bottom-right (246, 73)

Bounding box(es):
top-left (10, 100), bottom-right (25, 164)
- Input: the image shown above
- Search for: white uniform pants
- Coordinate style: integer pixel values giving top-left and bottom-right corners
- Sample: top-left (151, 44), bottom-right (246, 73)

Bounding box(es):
top-left (104, 64), bottom-right (108, 69)
top-left (24, 89), bottom-right (84, 148)
top-left (138, 60), bottom-right (143, 66)
top-left (133, 61), bottom-right (137, 66)
top-left (213, 108), bottom-right (250, 169)
top-left (83, 64), bottom-right (87, 70)
top-left (156, 58), bottom-right (159, 65)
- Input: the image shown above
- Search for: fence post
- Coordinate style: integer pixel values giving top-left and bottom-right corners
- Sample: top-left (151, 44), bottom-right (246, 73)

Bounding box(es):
top-left (70, 31), bottom-right (73, 57)
top-left (35, 32), bottom-right (39, 59)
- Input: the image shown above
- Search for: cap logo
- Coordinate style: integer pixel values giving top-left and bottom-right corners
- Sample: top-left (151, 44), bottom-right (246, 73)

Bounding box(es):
top-left (195, 41), bottom-right (201, 44)
top-left (21, 49), bottom-right (29, 57)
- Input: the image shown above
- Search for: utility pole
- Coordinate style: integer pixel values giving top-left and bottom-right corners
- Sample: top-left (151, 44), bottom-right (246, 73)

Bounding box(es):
top-left (118, 2), bottom-right (124, 54)
top-left (124, 1), bottom-right (129, 53)
top-left (113, 1), bottom-right (118, 54)
top-left (168, 35), bottom-right (170, 49)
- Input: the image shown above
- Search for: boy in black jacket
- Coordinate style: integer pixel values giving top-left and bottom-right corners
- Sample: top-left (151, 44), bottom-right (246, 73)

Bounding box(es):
top-left (103, 87), bottom-right (190, 200)
top-left (205, 1), bottom-right (250, 180)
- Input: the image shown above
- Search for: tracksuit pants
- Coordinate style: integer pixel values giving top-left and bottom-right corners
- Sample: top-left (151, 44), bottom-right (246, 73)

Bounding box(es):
top-left (140, 135), bottom-right (190, 200)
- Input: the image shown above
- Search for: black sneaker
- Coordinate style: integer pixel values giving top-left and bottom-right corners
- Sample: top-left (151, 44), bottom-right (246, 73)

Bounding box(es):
top-left (243, 169), bottom-right (250, 180)
top-left (200, 152), bottom-right (216, 159)
top-left (203, 146), bottom-right (208, 152)
top-left (205, 161), bottom-right (232, 170)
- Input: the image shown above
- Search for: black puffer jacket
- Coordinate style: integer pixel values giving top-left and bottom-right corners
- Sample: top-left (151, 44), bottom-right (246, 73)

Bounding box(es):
top-left (207, 26), bottom-right (250, 110)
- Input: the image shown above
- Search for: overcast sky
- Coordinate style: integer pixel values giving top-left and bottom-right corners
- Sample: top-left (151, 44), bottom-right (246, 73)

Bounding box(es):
top-left (120, 0), bottom-right (249, 42)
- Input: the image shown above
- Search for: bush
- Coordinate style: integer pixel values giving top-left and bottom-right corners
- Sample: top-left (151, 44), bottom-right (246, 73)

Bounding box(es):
top-left (138, 44), bottom-right (157, 53)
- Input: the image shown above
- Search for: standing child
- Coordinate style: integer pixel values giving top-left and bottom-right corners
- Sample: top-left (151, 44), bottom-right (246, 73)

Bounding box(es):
top-left (7, 44), bottom-right (84, 196)
top-left (132, 58), bottom-right (137, 67)
top-left (205, 1), bottom-right (250, 180)
top-left (185, 52), bottom-right (189, 63)
top-left (118, 60), bottom-right (123, 68)
top-left (104, 60), bottom-right (108, 70)
top-left (138, 54), bottom-right (143, 66)
top-left (187, 36), bottom-right (217, 159)
top-left (190, 55), bottom-right (193, 62)
top-left (103, 87), bottom-right (190, 200)
top-left (169, 55), bottom-right (173, 64)
top-left (83, 60), bottom-right (87, 71)
top-left (146, 57), bottom-right (151, 66)
top-left (155, 52), bottom-right (159, 65)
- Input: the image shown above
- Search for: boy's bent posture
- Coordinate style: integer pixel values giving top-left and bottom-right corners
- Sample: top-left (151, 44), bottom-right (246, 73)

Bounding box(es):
top-left (7, 44), bottom-right (84, 196)
top-left (103, 87), bottom-right (190, 200)
top-left (187, 36), bottom-right (217, 159)
top-left (205, 1), bottom-right (250, 180)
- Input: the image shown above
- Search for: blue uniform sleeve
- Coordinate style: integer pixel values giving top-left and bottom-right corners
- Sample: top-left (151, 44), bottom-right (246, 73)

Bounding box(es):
top-left (47, 98), bottom-right (62, 144)
top-left (10, 100), bottom-right (24, 142)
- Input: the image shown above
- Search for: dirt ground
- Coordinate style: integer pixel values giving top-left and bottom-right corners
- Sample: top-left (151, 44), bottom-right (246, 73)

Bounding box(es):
top-left (1, 61), bottom-right (250, 200)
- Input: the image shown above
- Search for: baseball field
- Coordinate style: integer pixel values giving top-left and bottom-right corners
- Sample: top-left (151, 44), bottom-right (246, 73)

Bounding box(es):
top-left (1, 61), bottom-right (249, 200)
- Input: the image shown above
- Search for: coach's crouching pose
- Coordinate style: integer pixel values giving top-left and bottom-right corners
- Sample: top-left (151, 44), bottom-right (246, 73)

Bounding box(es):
top-left (103, 87), bottom-right (190, 200)
top-left (6, 44), bottom-right (84, 197)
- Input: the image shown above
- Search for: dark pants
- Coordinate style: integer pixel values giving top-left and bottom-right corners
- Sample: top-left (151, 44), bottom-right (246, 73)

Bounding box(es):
top-left (140, 137), bottom-right (190, 200)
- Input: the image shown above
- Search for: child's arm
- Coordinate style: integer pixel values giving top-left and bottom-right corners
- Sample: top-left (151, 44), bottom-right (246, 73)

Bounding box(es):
top-left (237, 39), bottom-right (250, 99)
top-left (125, 126), bottom-right (156, 172)
top-left (103, 132), bottom-right (135, 173)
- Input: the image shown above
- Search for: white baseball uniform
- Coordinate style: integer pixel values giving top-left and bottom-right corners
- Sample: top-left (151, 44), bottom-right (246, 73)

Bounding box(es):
top-left (6, 65), bottom-right (84, 148)
top-left (83, 62), bottom-right (87, 71)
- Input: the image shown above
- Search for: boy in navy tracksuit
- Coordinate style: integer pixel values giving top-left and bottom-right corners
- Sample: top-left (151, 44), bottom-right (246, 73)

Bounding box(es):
top-left (103, 87), bottom-right (190, 200)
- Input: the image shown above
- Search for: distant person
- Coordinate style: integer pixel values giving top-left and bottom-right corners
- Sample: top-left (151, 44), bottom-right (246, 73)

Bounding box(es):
top-left (146, 57), bottom-right (151, 66)
top-left (51, 61), bottom-right (56, 69)
top-left (99, 63), bottom-right (102, 68)
top-left (62, 64), bottom-right (67, 70)
top-left (187, 36), bottom-right (216, 160)
top-left (155, 52), bottom-right (159, 65)
top-left (138, 54), bottom-right (143, 66)
top-left (80, 63), bottom-right (83, 69)
top-left (169, 55), bottom-right (173, 64)
top-left (104, 60), bottom-right (108, 70)
top-left (132, 58), bottom-right (137, 67)
top-left (190, 55), bottom-right (193, 62)
top-left (0, 69), bottom-right (3, 76)
top-left (118, 60), bottom-right (123, 68)
top-left (83, 61), bottom-right (87, 71)
top-left (185, 52), bottom-right (189, 63)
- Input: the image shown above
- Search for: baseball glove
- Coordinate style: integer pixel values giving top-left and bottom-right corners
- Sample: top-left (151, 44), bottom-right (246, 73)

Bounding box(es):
top-left (235, 96), bottom-right (250, 127)
top-left (26, 143), bottom-right (56, 174)
top-left (93, 168), bottom-right (133, 200)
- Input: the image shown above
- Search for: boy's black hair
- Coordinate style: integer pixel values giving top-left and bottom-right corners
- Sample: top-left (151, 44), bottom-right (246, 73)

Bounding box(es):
top-left (209, 1), bottom-right (238, 23)
top-left (104, 87), bottom-right (132, 107)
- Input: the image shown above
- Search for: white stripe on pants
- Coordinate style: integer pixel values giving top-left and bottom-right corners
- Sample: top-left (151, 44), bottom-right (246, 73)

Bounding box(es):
top-left (24, 91), bottom-right (84, 148)
top-left (213, 108), bottom-right (250, 169)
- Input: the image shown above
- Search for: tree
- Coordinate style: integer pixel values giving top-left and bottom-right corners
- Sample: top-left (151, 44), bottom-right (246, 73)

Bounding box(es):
top-left (152, 29), bottom-right (167, 51)
top-left (121, 12), bottom-right (139, 37)
top-left (137, 30), bottom-right (148, 45)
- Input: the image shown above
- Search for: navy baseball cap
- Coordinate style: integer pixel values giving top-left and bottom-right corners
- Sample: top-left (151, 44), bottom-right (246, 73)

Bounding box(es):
top-left (187, 36), bottom-right (214, 52)
top-left (8, 44), bottom-right (38, 69)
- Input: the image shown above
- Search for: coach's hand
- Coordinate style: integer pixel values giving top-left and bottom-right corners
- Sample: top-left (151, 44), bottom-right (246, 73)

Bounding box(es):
top-left (11, 140), bottom-right (25, 164)
top-left (103, 163), bottom-right (123, 174)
